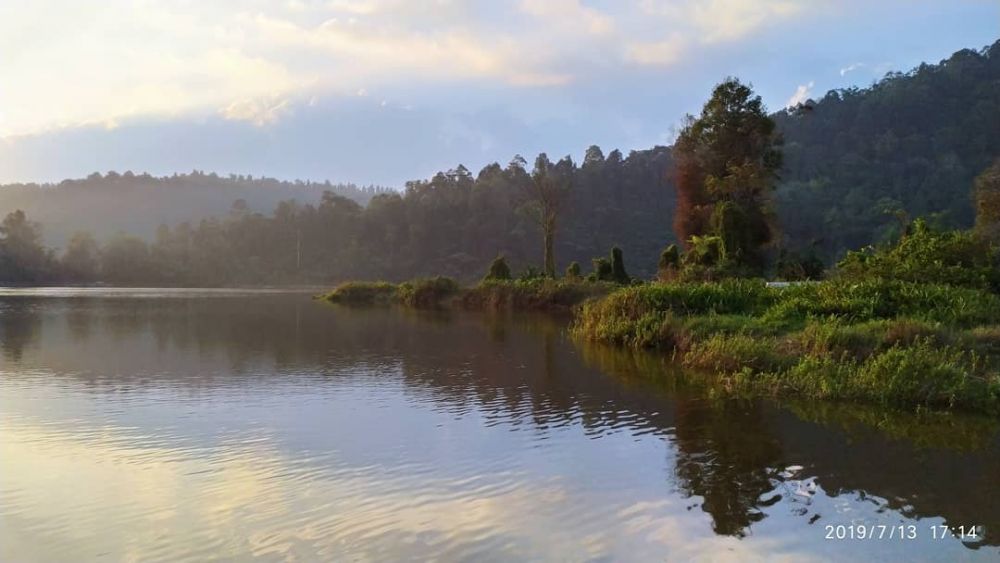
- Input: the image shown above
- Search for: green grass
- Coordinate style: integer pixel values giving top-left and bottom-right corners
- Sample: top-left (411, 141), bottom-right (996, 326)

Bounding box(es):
top-left (572, 279), bottom-right (1000, 414)
top-left (319, 281), bottom-right (399, 305)
top-left (320, 277), bottom-right (459, 309)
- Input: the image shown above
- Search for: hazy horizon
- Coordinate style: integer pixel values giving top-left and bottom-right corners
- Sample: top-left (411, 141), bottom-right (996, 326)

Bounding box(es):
top-left (1, 0), bottom-right (997, 188)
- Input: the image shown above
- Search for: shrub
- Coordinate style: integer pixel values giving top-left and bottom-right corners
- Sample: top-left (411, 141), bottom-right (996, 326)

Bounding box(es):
top-left (398, 276), bottom-right (459, 308)
top-left (794, 320), bottom-right (879, 361)
top-left (837, 219), bottom-right (1000, 291)
top-left (322, 281), bottom-right (398, 305)
top-left (684, 334), bottom-right (794, 374)
top-left (565, 261), bottom-right (582, 280)
top-left (519, 266), bottom-right (544, 281)
top-left (589, 257), bottom-right (613, 282)
top-left (854, 341), bottom-right (974, 408)
top-left (464, 278), bottom-right (613, 311)
top-left (610, 246), bottom-right (630, 284)
top-left (483, 255), bottom-right (511, 281)
top-left (657, 244), bottom-right (681, 281)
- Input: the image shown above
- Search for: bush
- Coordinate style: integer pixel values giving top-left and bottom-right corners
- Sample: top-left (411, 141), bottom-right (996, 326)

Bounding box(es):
top-left (854, 341), bottom-right (974, 408)
top-left (589, 257), bottom-right (613, 282)
top-left (565, 261), bottom-right (582, 280)
top-left (463, 278), bottom-right (613, 311)
top-left (837, 219), bottom-right (1000, 291)
top-left (397, 276), bottom-right (459, 308)
top-left (519, 266), bottom-right (544, 281)
top-left (684, 334), bottom-right (795, 374)
top-left (483, 255), bottom-right (511, 281)
top-left (322, 281), bottom-right (398, 305)
top-left (657, 244), bottom-right (681, 281)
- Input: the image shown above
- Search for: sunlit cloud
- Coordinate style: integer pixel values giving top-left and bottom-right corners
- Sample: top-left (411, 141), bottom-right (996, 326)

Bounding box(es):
top-left (0, 0), bottom-right (822, 138)
top-left (839, 62), bottom-right (866, 76)
top-left (786, 81), bottom-right (815, 107)
top-left (221, 97), bottom-right (293, 126)
top-left (637, 0), bottom-right (811, 44)
top-left (0, 0), bottom-right (992, 186)
top-left (626, 36), bottom-right (686, 66)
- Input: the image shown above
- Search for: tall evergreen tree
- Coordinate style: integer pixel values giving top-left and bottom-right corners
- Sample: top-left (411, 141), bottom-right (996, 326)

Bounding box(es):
top-left (673, 78), bottom-right (782, 274)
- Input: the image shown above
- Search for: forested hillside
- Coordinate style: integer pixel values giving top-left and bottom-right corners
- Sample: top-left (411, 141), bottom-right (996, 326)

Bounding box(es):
top-left (774, 39), bottom-right (1000, 259)
top-left (0, 171), bottom-right (390, 247)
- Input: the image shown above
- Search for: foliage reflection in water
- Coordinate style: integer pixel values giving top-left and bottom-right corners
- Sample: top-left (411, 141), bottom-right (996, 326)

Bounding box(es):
top-left (0, 290), bottom-right (997, 561)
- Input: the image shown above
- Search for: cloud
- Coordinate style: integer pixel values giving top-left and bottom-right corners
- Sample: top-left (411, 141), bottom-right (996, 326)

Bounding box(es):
top-left (786, 80), bottom-right (814, 107)
top-left (0, 0), bottom-right (825, 137)
top-left (626, 36), bottom-right (686, 66)
top-left (839, 62), bottom-right (865, 76)
top-left (638, 0), bottom-right (809, 44)
top-left (519, 0), bottom-right (615, 36)
top-left (221, 97), bottom-right (293, 126)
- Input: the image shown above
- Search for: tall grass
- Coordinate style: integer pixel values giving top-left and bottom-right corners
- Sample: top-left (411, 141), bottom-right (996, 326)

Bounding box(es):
top-left (573, 279), bottom-right (1000, 414)
top-left (459, 278), bottom-right (613, 311)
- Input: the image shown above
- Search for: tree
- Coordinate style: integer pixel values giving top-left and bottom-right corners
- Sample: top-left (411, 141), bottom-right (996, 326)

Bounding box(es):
top-left (484, 255), bottom-right (511, 281)
top-left (610, 246), bottom-right (630, 284)
top-left (61, 232), bottom-right (100, 282)
top-left (0, 210), bottom-right (51, 282)
top-left (101, 233), bottom-right (153, 285)
top-left (974, 159), bottom-right (1000, 243)
top-left (673, 78), bottom-right (782, 274)
top-left (523, 153), bottom-right (573, 277)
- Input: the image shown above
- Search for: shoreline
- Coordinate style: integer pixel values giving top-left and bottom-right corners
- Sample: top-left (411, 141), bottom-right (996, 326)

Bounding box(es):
top-left (320, 277), bottom-right (1000, 416)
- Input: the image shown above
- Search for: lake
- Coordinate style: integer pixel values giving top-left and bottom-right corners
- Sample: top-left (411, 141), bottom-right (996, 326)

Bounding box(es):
top-left (1, 289), bottom-right (997, 561)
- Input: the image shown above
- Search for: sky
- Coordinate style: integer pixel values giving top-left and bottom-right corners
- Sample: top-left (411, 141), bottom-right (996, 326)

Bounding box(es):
top-left (0, 0), bottom-right (997, 188)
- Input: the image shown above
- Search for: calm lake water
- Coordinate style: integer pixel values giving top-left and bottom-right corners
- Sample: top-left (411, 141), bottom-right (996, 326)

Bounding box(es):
top-left (1, 289), bottom-right (998, 562)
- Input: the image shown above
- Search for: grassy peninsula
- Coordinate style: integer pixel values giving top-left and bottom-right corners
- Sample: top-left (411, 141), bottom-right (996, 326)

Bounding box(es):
top-left (321, 276), bottom-right (614, 312)
top-left (573, 279), bottom-right (1000, 414)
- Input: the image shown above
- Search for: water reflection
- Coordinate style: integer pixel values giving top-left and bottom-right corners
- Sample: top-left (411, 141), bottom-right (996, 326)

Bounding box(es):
top-left (0, 291), bottom-right (997, 561)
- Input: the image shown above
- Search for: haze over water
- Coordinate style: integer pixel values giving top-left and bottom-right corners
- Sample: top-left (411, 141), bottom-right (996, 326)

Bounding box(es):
top-left (1, 290), bottom-right (997, 561)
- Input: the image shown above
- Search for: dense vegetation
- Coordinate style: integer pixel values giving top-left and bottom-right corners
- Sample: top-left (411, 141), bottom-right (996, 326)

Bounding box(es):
top-left (572, 278), bottom-right (1000, 414)
top-left (573, 210), bottom-right (1000, 415)
top-left (775, 40), bottom-right (1000, 260)
top-left (0, 148), bottom-right (674, 285)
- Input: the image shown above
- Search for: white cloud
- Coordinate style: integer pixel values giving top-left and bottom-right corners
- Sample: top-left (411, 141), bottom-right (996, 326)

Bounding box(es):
top-left (221, 97), bottom-right (293, 126)
top-left (839, 62), bottom-right (865, 76)
top-left (638, 0), bottom-right (810, 44)
top-left (626, 36), bottom-right (685, 66)
top-left (0, 0), bottom-right (820, 137)
top-left (786, 80), bottom-right (814, 107)
top-left (519, 0), bottom-right (615, 36)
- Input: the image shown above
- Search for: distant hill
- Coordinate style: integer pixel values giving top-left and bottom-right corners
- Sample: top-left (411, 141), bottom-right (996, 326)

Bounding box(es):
top-left (773, 39), bottom-right (1000, 259)
top-left (0, 171), bottom-right (391, 248)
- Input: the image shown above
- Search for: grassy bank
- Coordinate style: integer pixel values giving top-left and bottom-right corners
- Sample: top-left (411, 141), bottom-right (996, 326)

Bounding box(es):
top-left (320, 277), bottom-right (613, 311)
top-left (573, 279), bottom-right (1000, 414)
